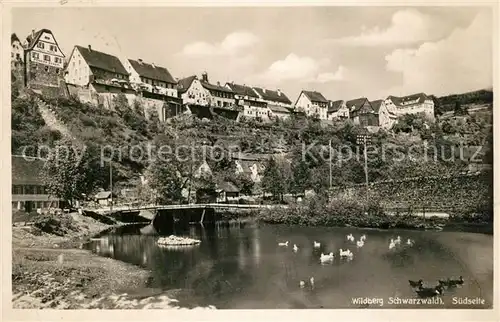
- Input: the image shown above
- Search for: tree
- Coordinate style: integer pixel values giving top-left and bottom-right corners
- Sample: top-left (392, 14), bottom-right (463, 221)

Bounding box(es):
top-left (145, 159), bottom-right (185, 204)
top-left (261, 157), bottom-right (286, 201)
top-left (147, 106), bottom-right (162, 134)
top-left (289, 159), bottom-right (310, 196)
top-left (41, 141), bottom-right (105, 206)
top-left (454, 101), bottom-right (468, 116)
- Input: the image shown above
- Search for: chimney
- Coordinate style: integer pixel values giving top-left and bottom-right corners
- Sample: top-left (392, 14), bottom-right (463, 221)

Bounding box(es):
top-left (138, 58), bottom-right (143, 64)
top-left (201, 71), bottom-right (208, 83)
top-left (217, 81), bottom-right (220, 87)
top-left (263, 88), bottom-right (266, 93)
top-left (277, 88), bottom-right (282, 96)
top-left (88, 44), bottom-right (92, 51)
top-left (151, 62), bottom-right (155, 68)
top-left (31, 29), bottom-right (35, 39)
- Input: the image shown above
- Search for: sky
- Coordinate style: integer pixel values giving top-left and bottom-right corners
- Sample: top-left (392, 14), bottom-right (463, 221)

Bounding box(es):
top-left (13, 6), bottom-right (493, 102)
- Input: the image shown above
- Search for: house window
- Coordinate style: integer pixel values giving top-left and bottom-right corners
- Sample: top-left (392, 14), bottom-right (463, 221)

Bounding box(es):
top-left (16, 53), bottom-right (20, 59)
top-left (50, 45), bottom-right (57, 52)
top-left (44, 66), bottom-right (49, 72)
top-left (37, 42), bottom-right (45, 49)
top-left (56, 68), bottom-right (60, 74)
top-left (43, 55), bottom-right (50, 62)
top-left (105, 86), bottom-right (110, 91)
top-left (32, 52), bottom-right (39, 59)
top-left (54, 57), bottom-right (62, 63)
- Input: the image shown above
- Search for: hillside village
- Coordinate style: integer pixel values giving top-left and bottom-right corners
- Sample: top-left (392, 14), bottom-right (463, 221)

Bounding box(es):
top-left (12, 28), bottom-right (438, 130)
top-left (11, 28), bottom-right (493, 213)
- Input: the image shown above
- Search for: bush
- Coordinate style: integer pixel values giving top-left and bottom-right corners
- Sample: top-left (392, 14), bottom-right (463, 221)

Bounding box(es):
top-left (33, 213), bottom-right (79, 236)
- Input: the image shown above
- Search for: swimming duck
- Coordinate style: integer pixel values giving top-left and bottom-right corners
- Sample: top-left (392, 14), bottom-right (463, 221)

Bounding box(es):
top-left (356, 240), bottom-right (365, 248)
top-left (406, 238), bottom-right (414, 246)
top-left (293, 244), bottom-right (299, 252)
top-left (415, 285), bottom-right (443, 298)
top-left (394, 236), bottom-right (401, 244)
top-left (313, 241), bottom-right (321, 248)
top-left (310, 277), bottom-right (315, 289)
top-left (346, 234), bottom-right (355, 242)
top-left (320, 252), bottom-right (334, 263)
top-left (445, 276), bottom-right (464, 287)
top-left (360, 234), bottom-right (367, 242)
top-left (339, 249), bottom-right (353, 258)
top-left (389, 239), bottom-right (396, 250)
top-left (278, 241), bottom-right (289, 247)
top-left (408, 279), bottom-right (423, 288)
top-left (299, 280), bottom-right (305, 288)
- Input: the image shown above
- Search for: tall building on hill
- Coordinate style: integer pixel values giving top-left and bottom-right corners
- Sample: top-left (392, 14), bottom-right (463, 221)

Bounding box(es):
top-left (23, 29), bottom-right (65, 89)
top-left (122, 58), bottom-right (182, 121)
top-left (225, 82), bottom-right (268, 119)
top-left (65, 45), bottom-right (136, 108)
top-left (294, 90), bottom-right (329, 120)
top-left (384, 93), bottom-right (435, 120)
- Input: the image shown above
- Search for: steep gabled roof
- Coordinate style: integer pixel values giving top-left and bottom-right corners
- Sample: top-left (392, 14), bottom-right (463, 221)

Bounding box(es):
top-left (253, 87), bottom-right (292, 105)
top-left (328, 100), bottom-right (345, 113)
top-left (128, 59), bottom-right (176, 84)
top-left (387, 93), bottom-right (429, 107)
top-left (226, 82), bottom-right (259, 98)
top-left (201, 81), bottom-right (234, 94)
top-left (75, 45), bottom-right (128, 75)
top-left (370, 100), bottom-right (384, 113)
top-left (346, 97), bottom-right (370, 112)
top-left (12, 155), bottom-right (45, 185)
top-left (301, 90), bottom-right (329, 103)
top-left (25, 29), bottom-right (44, 50)
top-left (177, 75), bottom-right (197, 94)
top-left (217, 181), bottom-right (240, 193)
top-left (11, 33), bottom-right (21, 44)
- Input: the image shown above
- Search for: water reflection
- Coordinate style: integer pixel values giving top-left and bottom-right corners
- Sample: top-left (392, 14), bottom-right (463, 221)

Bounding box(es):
top-left (87, 225), bottom-right (493, 309)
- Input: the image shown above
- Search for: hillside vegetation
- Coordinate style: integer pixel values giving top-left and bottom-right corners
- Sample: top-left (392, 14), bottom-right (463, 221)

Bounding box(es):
top-left (11, 87), bottom-right (493, 207)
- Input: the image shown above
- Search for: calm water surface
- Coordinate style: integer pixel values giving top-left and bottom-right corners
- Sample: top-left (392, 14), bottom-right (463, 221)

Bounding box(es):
top-left (87, 224), bottom-right (493, 309)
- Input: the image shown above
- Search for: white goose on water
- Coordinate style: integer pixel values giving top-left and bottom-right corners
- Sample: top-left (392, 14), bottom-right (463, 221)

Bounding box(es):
top-left (339, 249), bottom-right (353, 258)
top-left (313, 241), bottom-right (321, 248)
top-left (395, 236), bottom-right (402, 245)
top-left (278, 241), bottom-right (289, 247)
top-left (320, 252), bottom-right (334, 263)
top-left (360, 234), bottom-right (367, 242)
top-left (293, 244), bottom-right (299, 252)
top-left (389, 239), bottom-right (396, 250)
top-left (346, 234), bottom-right (355, 242)
top-left (356, 240), bottom-right (365, 248)
top-left (299, 280), bottom-right (305, 288)
top-left (406, 238), bottom-right (414, 246)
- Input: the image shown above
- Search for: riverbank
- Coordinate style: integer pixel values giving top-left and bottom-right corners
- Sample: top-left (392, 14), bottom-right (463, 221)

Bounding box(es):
top-left (11, 211), bottom-right (215, 309)
top-left (253, 197), bottom-right (493, 233)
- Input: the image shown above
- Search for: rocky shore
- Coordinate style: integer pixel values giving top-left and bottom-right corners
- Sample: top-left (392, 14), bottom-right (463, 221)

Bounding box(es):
top-left (11, 212), bottom-right (215, 310)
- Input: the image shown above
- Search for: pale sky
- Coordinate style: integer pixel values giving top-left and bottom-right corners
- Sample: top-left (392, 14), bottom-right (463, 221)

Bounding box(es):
top-left (13, 6), bottom-right (493, 102)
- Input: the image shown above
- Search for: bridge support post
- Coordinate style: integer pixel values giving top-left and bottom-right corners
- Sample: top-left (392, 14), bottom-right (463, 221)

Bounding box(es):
top-left (200, 208), bottom-right (206, 224)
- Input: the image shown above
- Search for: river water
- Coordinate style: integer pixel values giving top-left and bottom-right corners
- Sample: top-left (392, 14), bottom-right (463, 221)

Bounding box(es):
top-left (87, 224), bottom-right (493, 309)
